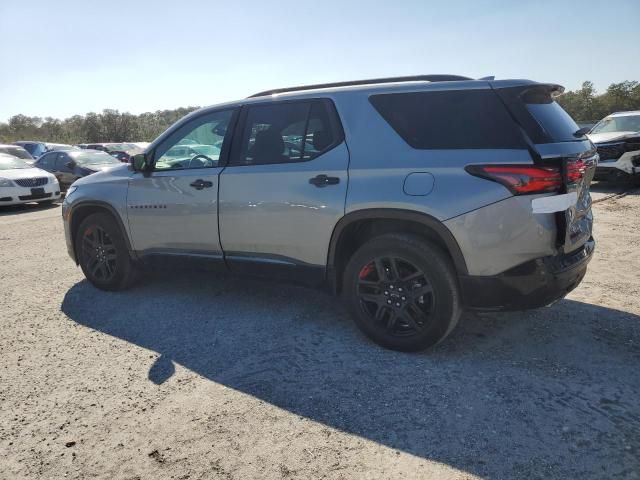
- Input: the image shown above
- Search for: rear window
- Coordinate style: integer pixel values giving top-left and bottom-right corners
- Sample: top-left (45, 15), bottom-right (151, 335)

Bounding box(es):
top-left (369, 89), bottom-right (525, 149)
top-left (521, 88), bottom-right (580, 142)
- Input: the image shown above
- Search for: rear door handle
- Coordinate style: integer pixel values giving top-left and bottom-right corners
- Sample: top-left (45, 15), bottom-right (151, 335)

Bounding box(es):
top-left (190, 179), bottom-right (213, 190)
top-left (309, 174), bottom-right (340, 187)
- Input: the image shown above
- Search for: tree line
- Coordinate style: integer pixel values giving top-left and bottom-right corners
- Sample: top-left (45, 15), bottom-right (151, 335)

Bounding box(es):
top-left (0, 80), bottom-right (638, 145)
top-left (556, 81), bottom-right (640, 124)
top-left (0, 107), bottom-right (199, 145)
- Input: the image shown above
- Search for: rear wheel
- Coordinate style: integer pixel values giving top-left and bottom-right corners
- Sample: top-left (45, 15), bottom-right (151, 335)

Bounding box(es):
top-left (343, 233), bottom-right (461, 351)
top-left (75, 212), bottom-right (137, 290)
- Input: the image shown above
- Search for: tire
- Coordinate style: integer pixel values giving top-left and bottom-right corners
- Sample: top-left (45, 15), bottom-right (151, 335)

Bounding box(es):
top-left (75, 212), bottom-right (137, 291)
top-left (342, 233), bottom-right (461, 352)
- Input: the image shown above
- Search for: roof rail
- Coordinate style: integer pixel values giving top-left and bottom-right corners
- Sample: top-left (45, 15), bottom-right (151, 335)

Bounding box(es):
top-left (248, 74), bottom-right (473, 98)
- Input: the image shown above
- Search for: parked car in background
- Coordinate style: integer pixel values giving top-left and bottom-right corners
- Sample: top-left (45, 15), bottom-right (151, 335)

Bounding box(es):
top-left (34, 150), bottom-right (121, 191)
top-left (62, 75), bottom-right (596, 351)
top-left (588, 111), bottom-right (640, 181)
top-left (0, 153), bottom-right (60, 206)
top-left (0, 144), bottom-right (35, 164)
top-left (13, 141), bottom-right (78, 159)
top-left (83, 143), bottom-right (142, 163)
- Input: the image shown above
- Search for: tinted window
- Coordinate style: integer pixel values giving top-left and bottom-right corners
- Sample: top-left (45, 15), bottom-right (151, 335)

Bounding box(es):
top-left (370, 89), bottom-right (525, 149)
top-left (20, 143), bottom-right (38, 156)
top-left (521, 88), bottom-right (580, 142)
top-left (54, 153), bottom-right (70, 170)
top-left (36, 152), bottom-right (55, 170)
top-left (235, 100), bottom-right (340, 166)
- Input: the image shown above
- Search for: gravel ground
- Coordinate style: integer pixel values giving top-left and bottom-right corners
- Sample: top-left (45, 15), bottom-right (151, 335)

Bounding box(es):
top-left (1, 184), bottom-right (639, 480)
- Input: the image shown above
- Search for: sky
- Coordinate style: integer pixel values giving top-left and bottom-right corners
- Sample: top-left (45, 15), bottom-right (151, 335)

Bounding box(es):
top-left (1, 0), bottom-right (639, 122)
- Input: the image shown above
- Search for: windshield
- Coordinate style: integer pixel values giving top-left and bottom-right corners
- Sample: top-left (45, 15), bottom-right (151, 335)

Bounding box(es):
top-left (0, 146), bottom-right (33, 160)
top-left (48, 144), bottom-right (76, 151)
top-left (590, 115), bottom-right (640, 134)
top-left (0, 154), bottom-right (30, 169)
top-left (106, 143), bottom-right (137, 151)
top-left (72, 152), bottom-right (121, 165)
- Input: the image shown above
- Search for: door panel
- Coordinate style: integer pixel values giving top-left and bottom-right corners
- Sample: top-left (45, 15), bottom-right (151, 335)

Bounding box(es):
top-left (219, 143), bottom-right (349, 266)
top-left (125, 108), bottom-right (236, 256)
top-left (127, 168), bottom-right (222, 253)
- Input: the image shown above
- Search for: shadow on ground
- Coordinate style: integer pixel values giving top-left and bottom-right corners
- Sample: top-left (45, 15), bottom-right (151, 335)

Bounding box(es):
top-left (0, 201), bottom-right (60, 216)
top-left (61, 270), bottom-right (640, 479)
top-left (590, 180), bottom-right (640, 195)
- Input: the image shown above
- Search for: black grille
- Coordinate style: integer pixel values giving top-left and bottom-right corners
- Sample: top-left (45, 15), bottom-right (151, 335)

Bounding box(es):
top-left (14, 177), bottom-right (48, 187)
top-left (596, 142), bottom-right (625, 161)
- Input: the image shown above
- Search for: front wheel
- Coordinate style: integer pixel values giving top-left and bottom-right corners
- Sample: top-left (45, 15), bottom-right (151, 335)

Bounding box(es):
top-left (75, 212), bottom-right (137, 291)
top-left (343, 234), bottom-right (461, 352)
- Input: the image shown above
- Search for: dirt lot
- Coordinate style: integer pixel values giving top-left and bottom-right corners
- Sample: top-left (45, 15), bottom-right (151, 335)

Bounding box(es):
top-left (1, 184), bottom-right (639, 480)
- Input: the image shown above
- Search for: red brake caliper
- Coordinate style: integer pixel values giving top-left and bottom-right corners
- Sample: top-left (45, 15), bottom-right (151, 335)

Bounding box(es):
top-left (359, 262), bottom-right (375, 280)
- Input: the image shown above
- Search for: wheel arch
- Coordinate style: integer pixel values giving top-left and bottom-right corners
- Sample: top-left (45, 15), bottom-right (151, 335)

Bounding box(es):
top-left (68, 201), bottom-right (133, 264)
top-left (327, 209), bottom-right (468, 293)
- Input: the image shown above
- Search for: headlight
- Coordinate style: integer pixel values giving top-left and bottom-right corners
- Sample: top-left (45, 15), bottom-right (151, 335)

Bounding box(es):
top-left (0, 177), bottom-right (13, 187)
top-left (66, 186), bottom-right (78, 196)
top-left (48, 174), bottom-right (58, 184)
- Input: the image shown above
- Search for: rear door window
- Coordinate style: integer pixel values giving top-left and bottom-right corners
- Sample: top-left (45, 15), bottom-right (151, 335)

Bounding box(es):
top-left (369, 89), bottom-right (525, 149)
top-left (233, 100), bottom-right (342, 166)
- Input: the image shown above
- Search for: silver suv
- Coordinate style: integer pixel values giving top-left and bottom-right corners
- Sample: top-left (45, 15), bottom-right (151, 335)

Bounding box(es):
top-left (62, 75), bottom-right (597, 351)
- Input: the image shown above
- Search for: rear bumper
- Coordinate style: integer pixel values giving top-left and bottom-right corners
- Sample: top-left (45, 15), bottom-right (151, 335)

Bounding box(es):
top-left (459, 238), bottom-right (595, 311)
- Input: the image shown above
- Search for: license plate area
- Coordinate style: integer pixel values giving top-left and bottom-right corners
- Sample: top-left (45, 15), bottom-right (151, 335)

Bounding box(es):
top-left (561, 153), bottom-right (597, 253)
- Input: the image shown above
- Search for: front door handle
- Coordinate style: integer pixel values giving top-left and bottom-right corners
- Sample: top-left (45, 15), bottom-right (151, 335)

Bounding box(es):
top-left (309, 174), bottom-right (340, 187)
top-left (190, 179), bottom-right (213, 190)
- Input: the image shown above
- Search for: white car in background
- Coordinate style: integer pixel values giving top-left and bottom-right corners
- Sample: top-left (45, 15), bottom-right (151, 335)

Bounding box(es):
top-left (0, 153), bottom-right (61, 206)
top-left (588, 111), bottom-right (640, 181)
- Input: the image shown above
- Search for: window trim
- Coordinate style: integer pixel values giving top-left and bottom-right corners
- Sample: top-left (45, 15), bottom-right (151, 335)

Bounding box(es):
top-left (149, 107), bottom-right (240, 172)
top-left (228, 98), bottom-right (345, 167)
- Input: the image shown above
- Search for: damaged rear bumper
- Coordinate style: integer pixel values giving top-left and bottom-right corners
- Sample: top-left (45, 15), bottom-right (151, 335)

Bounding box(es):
top-left (459, 238), bottom-right (595, 311)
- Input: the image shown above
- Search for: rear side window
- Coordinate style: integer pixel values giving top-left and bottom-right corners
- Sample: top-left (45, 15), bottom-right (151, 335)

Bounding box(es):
top-left (233, 99), bottom-right (343, 166)
top-left (521, 88), bottom-right (579, 142)
top-left (370, 90), bottom-right (525, 149)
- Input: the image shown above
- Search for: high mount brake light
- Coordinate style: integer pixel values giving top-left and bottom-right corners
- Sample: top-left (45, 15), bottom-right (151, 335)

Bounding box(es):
top-left (466, 165), bottom-right (562, 195)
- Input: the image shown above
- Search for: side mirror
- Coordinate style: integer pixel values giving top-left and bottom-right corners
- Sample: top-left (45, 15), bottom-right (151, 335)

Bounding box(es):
top-left (65, 161), bottom-right (75, 169)
top-left (131, 153), bottom-right (149, 172)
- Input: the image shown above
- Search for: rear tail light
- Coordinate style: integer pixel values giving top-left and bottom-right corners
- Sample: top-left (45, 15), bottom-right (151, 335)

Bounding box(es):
top-left (567, 159), bottom-right (586, 183)
top-left (466, 164), bottom-right (562, 195)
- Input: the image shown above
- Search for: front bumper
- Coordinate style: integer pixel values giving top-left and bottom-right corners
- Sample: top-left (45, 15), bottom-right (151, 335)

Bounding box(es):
top-left (0, 183), bottom-right (61, 205)
top-left (593, 151), bottom-right (640, 179)
top-left (459, 238), bottom-right (595, 311)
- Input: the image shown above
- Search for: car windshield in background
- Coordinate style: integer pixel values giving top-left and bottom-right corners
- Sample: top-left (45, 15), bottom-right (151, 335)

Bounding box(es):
top-left (107, 143), bottom-right (137, 151)
top-left (48, 144), bottom-right (76, 151)
top-left (590, 115), bottom-right (640, 134)
top-left (0, 154), bottom-right (30, 169)
top-left (72, 152), bottom-right (121, 165)
top-left (0, 147), bottom-right (32, 160)
top-left (191, 145), bottom-right (220, 156)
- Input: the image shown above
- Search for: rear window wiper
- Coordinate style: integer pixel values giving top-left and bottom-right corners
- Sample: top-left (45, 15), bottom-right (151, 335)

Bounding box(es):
top-left (573, 127), bottom-right (591, 138)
